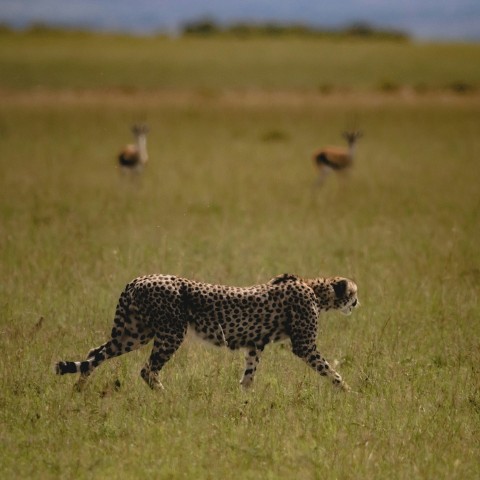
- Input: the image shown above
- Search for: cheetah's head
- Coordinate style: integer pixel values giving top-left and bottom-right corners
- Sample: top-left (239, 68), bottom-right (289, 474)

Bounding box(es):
top-left (307, 277), bottom-right (359, 315)
top-left (331, 277), bottom-right (359, 315)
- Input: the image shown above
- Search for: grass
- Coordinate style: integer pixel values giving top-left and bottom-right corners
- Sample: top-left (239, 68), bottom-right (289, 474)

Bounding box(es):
top-left (1, 30), bottom-right (480, 91)
top-left (1, 31), bottom-right (480, 479)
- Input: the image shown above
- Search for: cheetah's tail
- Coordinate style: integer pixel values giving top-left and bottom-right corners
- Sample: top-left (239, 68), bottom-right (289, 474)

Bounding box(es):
top-left (54, 360), bottom-right (90, 375)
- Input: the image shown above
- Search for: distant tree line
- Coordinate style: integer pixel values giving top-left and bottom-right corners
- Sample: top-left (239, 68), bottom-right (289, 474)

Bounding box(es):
top-left (181, 19), bottom-right (409, 41)
top-left (0, 19), bottom-right (409, 41)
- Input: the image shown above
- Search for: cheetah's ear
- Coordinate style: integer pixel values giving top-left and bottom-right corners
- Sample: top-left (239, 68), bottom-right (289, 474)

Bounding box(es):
top-left (332, 279), bottom-right (348, 299)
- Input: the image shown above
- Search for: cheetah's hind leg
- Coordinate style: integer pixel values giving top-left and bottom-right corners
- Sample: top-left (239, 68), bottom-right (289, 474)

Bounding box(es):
top-left (55, 326), bottom-right (154, 391)
top-left (140, 326), bottom-right (187, 391)
top-left (240, 347), bottom-right (263, 389)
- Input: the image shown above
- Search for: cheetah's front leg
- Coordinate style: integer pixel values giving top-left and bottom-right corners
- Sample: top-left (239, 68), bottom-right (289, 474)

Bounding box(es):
top-left (301, 347), bottom-right (350, 391)
top-left (290, 328), bottom-right (350, 391)
top-left (140, 363), bottom-right (165, 390)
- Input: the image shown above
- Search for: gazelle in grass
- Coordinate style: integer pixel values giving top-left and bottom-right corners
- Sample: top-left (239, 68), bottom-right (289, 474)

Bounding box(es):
top-left (312, 130), bottom-right (363, 186)
top-left (118, 124), bottom-right (149, 172)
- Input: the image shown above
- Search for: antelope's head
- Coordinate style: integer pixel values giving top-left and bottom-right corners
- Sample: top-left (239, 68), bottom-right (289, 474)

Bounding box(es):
top-left (342, 130), bottom-right (363, 146)
top-left (131, 123), bottom-right (150, 137)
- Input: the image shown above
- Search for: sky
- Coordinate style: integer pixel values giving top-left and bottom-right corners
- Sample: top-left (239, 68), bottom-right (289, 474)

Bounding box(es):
top-left (1, 0), bottom-right (479, 40)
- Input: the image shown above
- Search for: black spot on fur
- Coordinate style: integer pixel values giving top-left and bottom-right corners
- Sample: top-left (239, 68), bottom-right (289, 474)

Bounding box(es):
top-left (270, 273), bottom-right (299, 285)
top-left (332, 280), bottom-right (348, 299)
top-left (57, 361), bottom-right (77, 374)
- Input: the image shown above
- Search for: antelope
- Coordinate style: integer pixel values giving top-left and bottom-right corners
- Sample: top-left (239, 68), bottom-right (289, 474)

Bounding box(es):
top-left (118, 124), bottom-right (149, 172)
top-left (312, 130), bottom-right (363, 186)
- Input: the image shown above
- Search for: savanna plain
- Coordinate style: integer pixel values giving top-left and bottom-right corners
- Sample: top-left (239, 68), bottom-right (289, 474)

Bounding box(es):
top-left (1, 31), bottom-right (479, 479)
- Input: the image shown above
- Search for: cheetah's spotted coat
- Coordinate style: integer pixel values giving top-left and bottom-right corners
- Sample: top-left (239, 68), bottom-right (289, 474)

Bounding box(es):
top-left (55, 273), bottom-right (359, 391)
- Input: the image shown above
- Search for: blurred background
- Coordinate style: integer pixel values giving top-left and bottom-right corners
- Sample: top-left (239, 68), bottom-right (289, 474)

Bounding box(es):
top-left (1, 0), bottom-right (479, 40)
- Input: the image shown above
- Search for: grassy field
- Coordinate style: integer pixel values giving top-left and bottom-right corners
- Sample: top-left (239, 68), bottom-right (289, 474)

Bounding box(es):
top-left (1, 31), bottom-right (480, 479)
top-left (1, 30), bottom-right (480, 91)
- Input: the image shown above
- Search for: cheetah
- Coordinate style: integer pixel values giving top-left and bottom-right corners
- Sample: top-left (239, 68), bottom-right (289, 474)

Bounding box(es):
top-left (55, 273), bottom-right (359, 391)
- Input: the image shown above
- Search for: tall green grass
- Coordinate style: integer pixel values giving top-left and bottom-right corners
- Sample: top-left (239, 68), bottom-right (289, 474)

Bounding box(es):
top-left (1, 30), bottom-right (479, 91)
top-left (1, 92), bottom-right (479, 478)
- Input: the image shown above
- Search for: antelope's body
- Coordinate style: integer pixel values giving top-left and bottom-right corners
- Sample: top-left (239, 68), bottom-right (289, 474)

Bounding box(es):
top-left (313, 131), bottom-right (362, 186)
top-left (118, 124), bottom-right (149, 172)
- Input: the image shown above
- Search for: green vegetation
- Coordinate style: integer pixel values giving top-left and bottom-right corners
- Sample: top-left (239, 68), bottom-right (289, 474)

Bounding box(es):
top-left (0, 30), bottom-right (479, 479)
top-left (0, 29), bottom-right (479, 91)
top-left (181, 18), bottom-right (409, 41)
